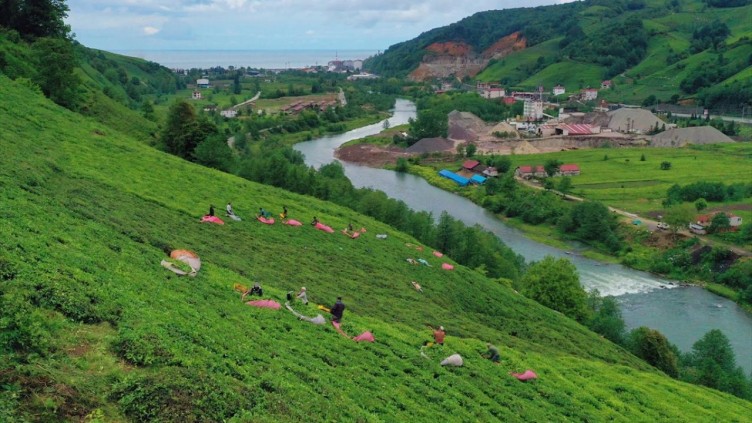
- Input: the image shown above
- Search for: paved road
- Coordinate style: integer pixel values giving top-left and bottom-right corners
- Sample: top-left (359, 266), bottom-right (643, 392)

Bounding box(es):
top-left (516, 176), bottom-right (751, 257)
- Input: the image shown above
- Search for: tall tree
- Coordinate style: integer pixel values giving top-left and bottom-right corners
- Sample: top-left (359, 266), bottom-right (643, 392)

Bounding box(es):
top-left (587, 291), bottom-right (626, 345)
top-left (519, 256), bottom-right (590, 322)
top-left (32, 37), bottom-right (79, 109)
top-left (1, 0), bottom-right (71, 39)
top-left (160, 101), bottom-right (218, 160)
top-left (664, 203), bottom-right (695, 239)
top-left (628, 327), bottom-right (679, 377)
top-left (682, 329), bottom-right (752, 399)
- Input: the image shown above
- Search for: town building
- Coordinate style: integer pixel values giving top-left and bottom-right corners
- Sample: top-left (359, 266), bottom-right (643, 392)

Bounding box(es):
top-left (552, 85), bottom-right (566, 96)
top-left (477, 82), bottom-right (506, 99)
top-left (523, 100), bottom-right (544, 120)
top-left (601, 80), bottom-right (612, 89)
top-left (220, 110), bottom-right (238, 118)
top-left (196, 78), bottom-right (210, 88)
top-left (555, 123), bottom-right (599, 136)
top-left (581, 88), bottom-right (598, 101)
top-left (191, 90), bottom-right (202, 100)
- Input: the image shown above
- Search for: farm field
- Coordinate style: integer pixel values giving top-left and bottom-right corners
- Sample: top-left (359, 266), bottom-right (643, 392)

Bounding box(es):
top-left (3, 75), bottom-right (751, 421)
top-left (503, 143), bottom-right (752, 215)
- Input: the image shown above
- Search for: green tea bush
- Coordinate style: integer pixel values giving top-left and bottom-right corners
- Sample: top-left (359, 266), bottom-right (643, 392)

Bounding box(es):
top-left (111, 367), bottom-right (254, 422)
top-left (113, 329), bottom-right (175, 367)
top-left (0, 293), bottom-right (56, 357)
top-left (31, 273), bottom-right (120, 324)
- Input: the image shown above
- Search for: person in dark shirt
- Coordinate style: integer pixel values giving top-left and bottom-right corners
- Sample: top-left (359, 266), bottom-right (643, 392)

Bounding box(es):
top-left (311, 216), bottom-right (319, 226)
top-left (242, 283), bottom-right (263, 300)
top-left (209, 205), bottom-right (215, 216)
top-left (483, 343), bottom-right (501, 363)
top-left (330, 297), bottom-right (345, 322)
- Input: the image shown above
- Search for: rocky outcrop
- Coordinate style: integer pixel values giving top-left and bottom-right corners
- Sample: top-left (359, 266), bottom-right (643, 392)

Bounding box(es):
top-left (482, 32), bottom-right (526, 59)
top-left (409, 34), bottom-right (527, 82)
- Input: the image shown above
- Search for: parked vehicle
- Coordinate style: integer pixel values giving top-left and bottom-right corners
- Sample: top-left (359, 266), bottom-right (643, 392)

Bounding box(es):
top-left (688, 223), bottom-right (706, 235)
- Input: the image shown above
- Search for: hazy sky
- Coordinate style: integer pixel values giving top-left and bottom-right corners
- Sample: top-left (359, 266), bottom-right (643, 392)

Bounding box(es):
top-left (66, 0), bottom-right (577, 51)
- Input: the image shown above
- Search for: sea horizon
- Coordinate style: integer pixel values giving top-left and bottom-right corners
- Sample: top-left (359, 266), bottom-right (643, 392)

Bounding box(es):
top-left (113, 49), bottom-right (382, 70)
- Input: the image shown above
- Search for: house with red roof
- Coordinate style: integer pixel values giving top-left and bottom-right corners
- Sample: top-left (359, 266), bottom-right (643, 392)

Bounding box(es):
top-left (695, 212), bottom-right (742, 232)
top-left (601, 80), bottom-right (612, 89)
top-left (555, 124), bottom-right (597, 136)
top-left (515, 165), bottom-right (546, 179)
top-left (559, 164), bottom-right (581, 176)
top-left (462, 160), bottom-right (480, 171)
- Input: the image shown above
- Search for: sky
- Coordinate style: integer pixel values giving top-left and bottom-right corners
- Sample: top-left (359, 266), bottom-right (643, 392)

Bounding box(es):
top-left (66, 0), bottom-right (577, 52)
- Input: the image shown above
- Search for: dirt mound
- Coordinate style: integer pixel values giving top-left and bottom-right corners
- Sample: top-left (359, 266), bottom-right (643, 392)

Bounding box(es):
top-left (607, 108), bottom-right (663, 134)
top-left (407, 137), bottom-right (455, 154)
top-left (512, 140), bottom-right (541, 154)
top-left (489, 122), bottom-right (518, 138)
top-left (448, 110), bottom-right (489, 142)
top-left (483, 32), bottom-right (526, 59)
top-left (651, 126), bottom-right (734, 147)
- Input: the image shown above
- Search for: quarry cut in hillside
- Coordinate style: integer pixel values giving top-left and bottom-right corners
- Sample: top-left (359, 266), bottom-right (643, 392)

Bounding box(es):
top-left (409, 33), bottom-right (527, 81)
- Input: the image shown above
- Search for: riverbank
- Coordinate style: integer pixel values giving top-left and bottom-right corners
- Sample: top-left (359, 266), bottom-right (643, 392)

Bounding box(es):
top-left (336, 141), bottom-right (750, 306)
top-left (296, 99), bottom-right (752, 372)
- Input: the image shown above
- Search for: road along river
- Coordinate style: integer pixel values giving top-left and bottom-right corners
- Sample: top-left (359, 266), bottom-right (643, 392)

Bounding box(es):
top-left (294, 99), bottom-right (751, 371)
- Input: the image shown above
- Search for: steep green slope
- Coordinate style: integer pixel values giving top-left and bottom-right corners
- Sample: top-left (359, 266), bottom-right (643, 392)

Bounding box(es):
top-left (0, 31), bottom-right (177, 142)
top-left (368, 0), bottom-right (752, 105)
top-left (1, 77), bottom-right (751, 421)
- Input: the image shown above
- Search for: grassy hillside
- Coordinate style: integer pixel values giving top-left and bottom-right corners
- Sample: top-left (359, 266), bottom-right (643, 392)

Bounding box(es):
top-left (369, 0), bottom-right (752, 106)
top-left (2, 78), bottom-right (751, 421)
top-left (0, 31), bottom-right (177, 143)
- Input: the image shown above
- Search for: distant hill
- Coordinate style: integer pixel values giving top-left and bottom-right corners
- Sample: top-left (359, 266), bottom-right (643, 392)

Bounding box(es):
top-left (364, 0), bottom-right (752, 107)
top-left (0, 30), bottom-right (182, 142)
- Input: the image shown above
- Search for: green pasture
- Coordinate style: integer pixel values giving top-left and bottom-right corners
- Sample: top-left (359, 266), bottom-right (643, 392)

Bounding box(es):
top-left (520, 61), bottom-right (604, 91)
top-left (625, 32), bottom-right (690, 79)
top-left (475, 38), bottom-right (562, 84)
top-left (502, 143), bottom-right (752, 214)
top-left (2, 76), bottom-right (751, 421)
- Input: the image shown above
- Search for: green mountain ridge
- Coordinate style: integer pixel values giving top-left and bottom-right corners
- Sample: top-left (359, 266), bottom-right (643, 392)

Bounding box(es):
top-left (365, 0), bottom-right (752, 106)
top-left (1, 68), bottom-right (751, 421)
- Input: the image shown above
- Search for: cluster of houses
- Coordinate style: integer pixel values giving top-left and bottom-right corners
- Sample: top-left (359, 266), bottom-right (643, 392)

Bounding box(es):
top-left (471, 82), bottom-right (611, 121)
top-left (327, 59), bottom-right (364, 73)
top-left (438, 160), bottom-right (499, 187)
top-left (688, 212), bottom-right (743, 235)
top-left (514, 164), bottom-right (581, 179)
top-left (439, 160), bottom-right (582, 187)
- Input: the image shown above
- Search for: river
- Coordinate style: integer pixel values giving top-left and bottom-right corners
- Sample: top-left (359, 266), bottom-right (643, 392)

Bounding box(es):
top-left (294, 99), bottom-right (752, 372)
